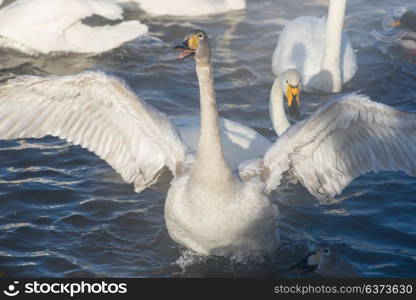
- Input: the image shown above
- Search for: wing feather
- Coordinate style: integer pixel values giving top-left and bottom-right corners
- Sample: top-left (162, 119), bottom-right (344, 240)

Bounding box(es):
top-left (0, 71), bottom-right (187, 192)
top-left (262, 93), bottom-right (416, 200)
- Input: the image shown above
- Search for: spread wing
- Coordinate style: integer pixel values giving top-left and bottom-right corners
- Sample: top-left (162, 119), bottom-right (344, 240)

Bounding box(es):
top-left (243, 93), bottom-right (416, 201)
top-left (0, 71), bottom-right (187, 192)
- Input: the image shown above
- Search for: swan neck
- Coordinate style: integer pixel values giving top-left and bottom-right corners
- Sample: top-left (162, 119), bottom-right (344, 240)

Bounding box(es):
top-left (321, 0), bottom-right (346, 92)
top-left (192, 59), bottom-right (233, 184)
top-left (270, 77), bottom-right (290, 136)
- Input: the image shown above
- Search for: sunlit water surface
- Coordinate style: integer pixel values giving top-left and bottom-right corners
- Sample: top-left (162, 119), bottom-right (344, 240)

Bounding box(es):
top-left (0, 0), bottom-right (415, 277)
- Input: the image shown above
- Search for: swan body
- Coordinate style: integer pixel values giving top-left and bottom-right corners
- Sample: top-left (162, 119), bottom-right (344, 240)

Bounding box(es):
top-left (165, 170), bottom-right (278, 255)
top-left (0, 0), bottom-right (148, 55)
top-left (114, 0), bottom-right (246, 16)
top-left (1, 30), bottom-right (416, 255)
top-left (272, 0), bottom-right (357, 92)
top-left (173, 116), bottom-right (271, 170)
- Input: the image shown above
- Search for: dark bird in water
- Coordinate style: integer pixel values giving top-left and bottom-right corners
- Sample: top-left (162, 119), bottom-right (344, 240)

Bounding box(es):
top-left (392, 10), bottom-right (416, 54)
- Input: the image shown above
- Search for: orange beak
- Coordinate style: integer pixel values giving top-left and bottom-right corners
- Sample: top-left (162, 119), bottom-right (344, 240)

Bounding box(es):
top-left (392, 20), bottom-right (401, 27)
top-left (286, 84), bottom-right (301, 120)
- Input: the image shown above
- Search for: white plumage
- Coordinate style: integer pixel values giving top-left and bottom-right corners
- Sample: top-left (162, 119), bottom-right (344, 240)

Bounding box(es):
top-left (0, 0), bottom-right (148, 55)
top-left (0, 62), bottom-right (280, 256)
top-left (172, 116), bottom-right (271, 170)
top-left (0, 71), bottom-right (186, 192)
top-left (114, 0), bottom-right (246, 16)
top-left (0, 70), bottom-right (271, 189)
top-left (272, 0), bottom-right (357, 92)
top-left (256, 93), bottom-right (416, 201)
top-left (1, 30), bottom-right (416, 256)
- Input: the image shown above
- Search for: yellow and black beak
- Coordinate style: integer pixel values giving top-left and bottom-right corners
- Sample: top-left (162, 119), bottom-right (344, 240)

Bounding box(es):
top-left (174, 35), bottom-right (199, 60)
top-left (286, 84), bottom-right (301, 120)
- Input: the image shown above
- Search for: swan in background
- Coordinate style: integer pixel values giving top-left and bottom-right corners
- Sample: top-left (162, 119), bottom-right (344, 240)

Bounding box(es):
top-left (392, 10), bottom-right (416, 53)
top-left (291, 247), bottom-right (359, 277)
top-left (269, 69), bottom-right (302, 136)
top-left (1, 30), bottom-right (416, 255)
top-left (272, 0), bottom-right (357, 93)
top-left (113, 0), bottom-right (245, 16)
top-left (0, 0), bottom-right (148, 55)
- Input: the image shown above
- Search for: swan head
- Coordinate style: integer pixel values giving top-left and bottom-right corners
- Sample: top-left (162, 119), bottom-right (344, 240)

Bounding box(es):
top-left (281, 69), bottom-right (302, 120)
top-left (175, 29), bottom-right (211, 64)
top-left (392, 10), bottom-right (416, 31)
top-left (291, 247), bottom-right (331, 275)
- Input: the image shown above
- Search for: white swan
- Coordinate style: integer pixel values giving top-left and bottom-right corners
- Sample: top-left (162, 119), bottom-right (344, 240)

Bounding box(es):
top-left (113, 0), bottom-right (245, 16)
top-left (0, 30), bottom-right (280, 256)
top-left (272, 0), bottom-right (357, 93)
top-left (1, 30), bottom-right (416, 256)
top-left (269, 69), bottom-right (302, 136)
top-left (0, 0), bottom-right (148, 55)
top-left (291, 247), bottom-right (359, 277)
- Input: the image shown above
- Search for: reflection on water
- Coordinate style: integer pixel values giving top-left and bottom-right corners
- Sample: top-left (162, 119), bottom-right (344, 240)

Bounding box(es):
top-left (0, 0), bottom-right (416, 277)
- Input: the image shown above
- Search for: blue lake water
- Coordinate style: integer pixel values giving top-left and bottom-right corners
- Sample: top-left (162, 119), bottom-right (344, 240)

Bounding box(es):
top-left (0, 0), bottom-right (415, 277)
